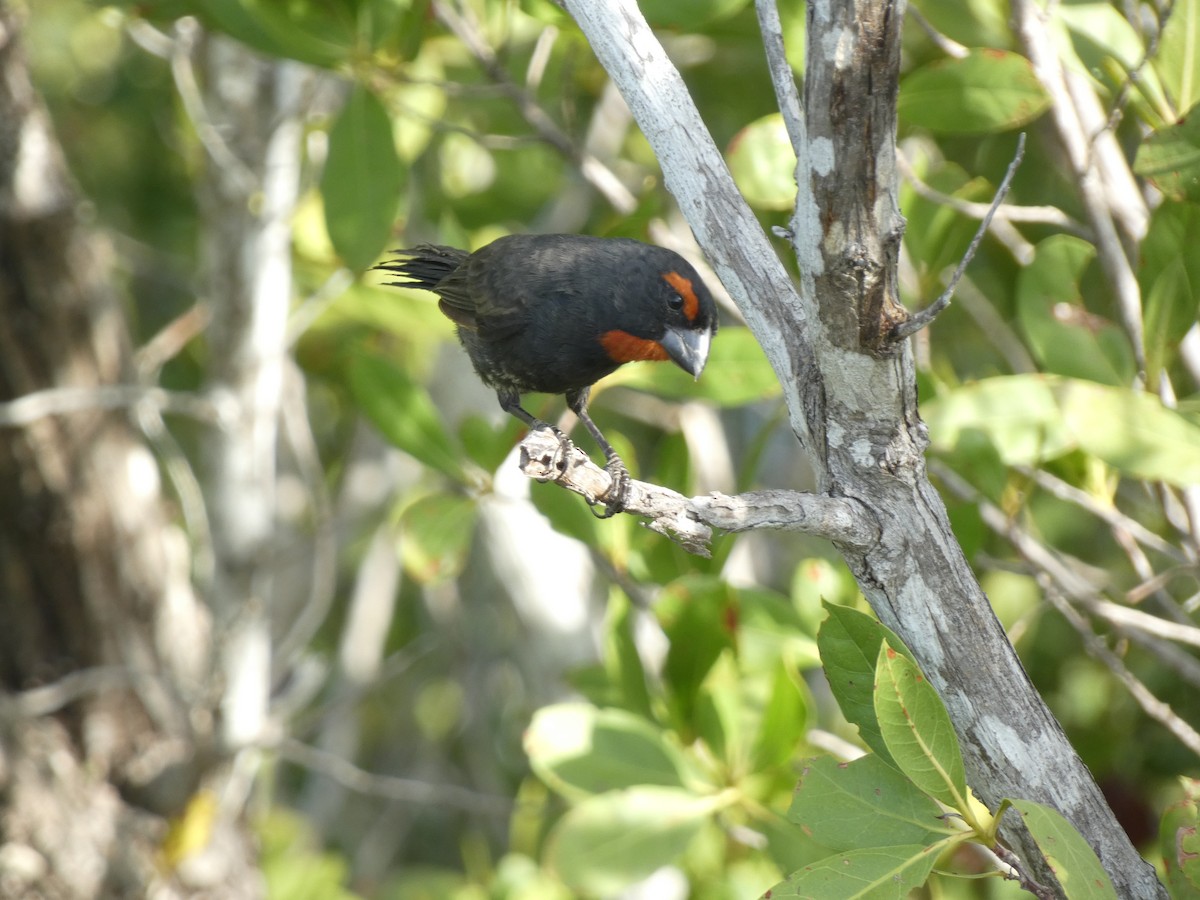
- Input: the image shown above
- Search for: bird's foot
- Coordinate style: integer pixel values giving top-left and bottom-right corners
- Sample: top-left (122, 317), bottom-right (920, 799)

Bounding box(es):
top-left (534, 424), bottom-right (573, 473)
top-left (591, 456), bottom-right (630, 519)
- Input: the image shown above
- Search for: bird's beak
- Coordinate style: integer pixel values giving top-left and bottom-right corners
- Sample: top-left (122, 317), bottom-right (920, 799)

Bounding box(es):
top-left (659, 323), bottom-right (713, 380)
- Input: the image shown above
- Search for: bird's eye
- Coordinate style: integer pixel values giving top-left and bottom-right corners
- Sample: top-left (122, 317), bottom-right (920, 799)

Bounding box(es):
top-left (667, 293), bottom-right (684, 311)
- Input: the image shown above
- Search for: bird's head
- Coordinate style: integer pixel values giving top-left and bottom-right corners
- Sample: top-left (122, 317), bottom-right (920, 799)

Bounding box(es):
top-left (598, 248), bottom-right (718, 380)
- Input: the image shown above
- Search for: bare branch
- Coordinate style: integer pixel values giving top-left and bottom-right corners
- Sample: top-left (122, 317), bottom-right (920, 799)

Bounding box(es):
top-left (518, 429), bottom-right (880, 556)
top-left (0, 384), bottom-right (230, 428)
top-left (892, 133), bottom-right (1026, 340)
top-left (273, 738), bottom-right (512, 814)
top-left (754, 0), bottom-right (806, 153)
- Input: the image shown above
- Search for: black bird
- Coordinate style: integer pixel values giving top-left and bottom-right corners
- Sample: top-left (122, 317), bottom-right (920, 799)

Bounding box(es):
top-left (376, 233), bottom-right (718, 516)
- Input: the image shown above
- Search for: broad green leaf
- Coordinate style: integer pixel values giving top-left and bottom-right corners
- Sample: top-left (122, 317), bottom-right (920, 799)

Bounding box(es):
top-left (816, 604), bottom-right (916, 767)
top-left (909, 0), bottom-right (1012, 50)
top-left (924, 375), bottom-right (1075, 465)
top-left (791, 558), bottom-right (859, 637)
top-left (764, 844), bottom-right (943, 899)
top-left (749, 663), bottom-right (809, 772)
top-left (875, 646), bottom-right (968, 812)
top-left (694, 651), bottom-right (742, 765)
top-left (1007, 800), bottom-right (1119, 899)
top-left (524, 704), bottom-right (687, 799)
top-left (1057, 380), bottom-right (1200, 486)
top-left (602, 590), bottom-right (654, 719)
top-left (728, 114), bottom-right (797, 211)
top-left (1135, 105), bottom-right (1200, 201)
top-left (1140, 202), bottom-right (1200, 379)
top-left (545, 787), bottom-right (714, 896)
top-left (657, 577), bottom-right (737, 727)
top-left (1159, 779), bottom-right (1200, 898)
top-left (346, 352), bottom-right (463, 482)
top-left (899, 50), bottom-right (1051, 134)
top-left (1056, 2), bottom-right (1148, 73)
top-left (1154, 0), bottom-right (1200, 114)
top-left (199, 0), bottom-right (351, 68)
top-left (604, 326), bottom-right (781, 406)
top-left (398, 492), bottom-right (476, 584)
top-left (322, 86), bottom-right (403, 273)
top-left (788, 755), bottom-right (957, 851)
top-left (1016, 235), bottom-right (1133, 385)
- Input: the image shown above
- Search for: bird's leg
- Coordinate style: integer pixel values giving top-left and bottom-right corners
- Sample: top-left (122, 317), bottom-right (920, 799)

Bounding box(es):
top-left (566, 388), bottom-right (629, 518)
top-left (497, 389), bottom-right (571, 472)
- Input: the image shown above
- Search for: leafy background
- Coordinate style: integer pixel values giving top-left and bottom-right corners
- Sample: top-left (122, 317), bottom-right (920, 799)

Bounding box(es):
top-left (21, 0), bottom-right (1200, 896)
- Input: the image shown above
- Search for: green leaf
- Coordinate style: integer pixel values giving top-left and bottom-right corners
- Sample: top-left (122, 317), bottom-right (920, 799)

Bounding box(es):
top-left (398, 492), bottom-right (476, 585)
top-left (1159, 779), bottom-right (1200, 898)
top-left (1140, 202), bottom-right (1200, 379)
top-left (924, 375), bottom-right (1075, 466)
top-left (545, 787), bottom-right (714, 896)
top-left (602, 591), bottom-right (654, 719)
top-left (525, 704), bottom-right (687, 799)
top-left (322, 86), bottom-right (403, 273)
top-left (728, 114), bottom-right (797, 211)
top-left (874, 645), bottom-right (968, 812)
top-left (346, 351), bottom-right (463, 482)
top-left (816, 604), bottom-right (916, 767)
top-left (899, 50), bottom-right (1051, 134)
top-left (657, 577), bottom-right (737, 727)
top-left (788, 755), bottom-right (957, 851)
top-left (199, 0), bottom-right (351, 68)
top-left (1007, 799), bottom-right (1119, 899)
top-left (909, 0), bottom-right (1013, 50)
top-left (749, 663), bottom-right (809, 772)
top-left (1016, 235), bottom-right (1133, 386)
top-left (1057, 380), bottom-right (1200, 486)
top-left (604, 326), bottom-right (781, 407)
top-left (1135, 105), bottom-right (1200, 201)
top-left (1154, 0), bottom-right (1200, 114)
top-left (764, 844), bottom-right (943, 899)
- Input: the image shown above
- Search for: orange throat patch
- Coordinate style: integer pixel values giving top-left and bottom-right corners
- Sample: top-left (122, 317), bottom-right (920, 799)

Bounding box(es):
top-left (600, 329), bottom-right (670, 363)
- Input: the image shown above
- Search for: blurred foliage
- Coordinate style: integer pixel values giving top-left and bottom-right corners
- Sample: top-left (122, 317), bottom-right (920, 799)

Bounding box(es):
top-left (22, 0), bottom-right (1200, 896)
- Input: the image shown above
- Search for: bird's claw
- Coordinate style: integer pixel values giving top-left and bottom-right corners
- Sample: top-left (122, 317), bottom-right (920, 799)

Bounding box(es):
top-left (591, 457), bottom-right (630, 519)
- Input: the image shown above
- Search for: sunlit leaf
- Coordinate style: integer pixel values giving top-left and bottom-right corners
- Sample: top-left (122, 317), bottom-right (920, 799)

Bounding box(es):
top-left (525, 704), bottom-right (688, 799)
top-left (875, 646), bottom-right (967, 811)
top-left (546, 787), bottom-right (713, 896)
top-left (900, 50), bottom-right (1051, 134)
top-left (764, 844), bottom-right (943, 899)
top-left (728, 114), bottom-right (797, 211)
top-left (788, 755), bottom-right (957, 851)
top-left (1135, 106), bottom-right (1200, 201)
top-left (1007, 800), bottom-right (1119, 899)
top-left (817, 604), bottom-right (915, 768)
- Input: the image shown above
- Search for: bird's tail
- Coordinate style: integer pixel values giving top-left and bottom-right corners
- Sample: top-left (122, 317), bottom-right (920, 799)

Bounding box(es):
top-left (374, 244), bottom-right (469, 291)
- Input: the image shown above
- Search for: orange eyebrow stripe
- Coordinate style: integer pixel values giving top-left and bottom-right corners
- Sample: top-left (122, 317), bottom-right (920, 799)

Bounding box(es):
top-left (662, 271), bottom-right (699, 321)
top-left (601, 330), bottom-right (670, 363)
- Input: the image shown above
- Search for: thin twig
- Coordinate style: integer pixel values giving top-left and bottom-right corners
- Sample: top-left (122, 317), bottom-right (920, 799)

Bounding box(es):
top-left (892, 133), bottom-right (1026, 339)
top-left (432, 0), bottom-right (636, 213)
top-left (273, 738), bottom-right (512, 814)
top-left (896, 150), bottom-right (1087, 235)
top-left (0, 384), bottom-right (231, 428)
top-left (1042, 580), bottom-right (1200, 758)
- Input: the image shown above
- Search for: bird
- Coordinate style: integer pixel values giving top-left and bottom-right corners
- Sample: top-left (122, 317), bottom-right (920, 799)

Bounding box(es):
top-left (376, 233), bottom-right (719, 517)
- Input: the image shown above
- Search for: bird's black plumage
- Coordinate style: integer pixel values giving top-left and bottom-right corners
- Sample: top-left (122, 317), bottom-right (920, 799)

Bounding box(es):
top-left (376, 233), bottom-right (718, 515)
